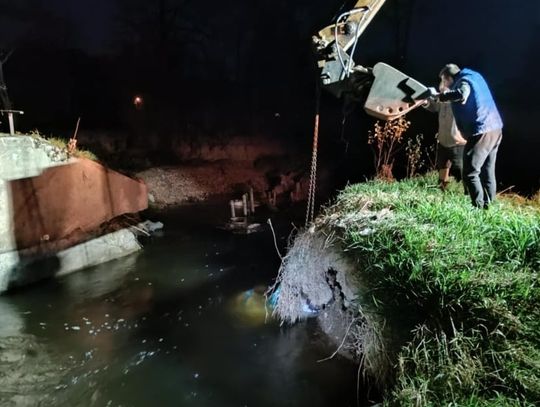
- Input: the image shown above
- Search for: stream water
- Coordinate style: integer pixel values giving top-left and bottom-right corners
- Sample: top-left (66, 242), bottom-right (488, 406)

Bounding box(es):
top-left (0, 205), bottom-right (368, 407)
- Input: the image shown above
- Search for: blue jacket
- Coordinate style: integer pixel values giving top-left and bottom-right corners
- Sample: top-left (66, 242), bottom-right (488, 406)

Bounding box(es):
top-left (451, 68), bottom-right (503, 136)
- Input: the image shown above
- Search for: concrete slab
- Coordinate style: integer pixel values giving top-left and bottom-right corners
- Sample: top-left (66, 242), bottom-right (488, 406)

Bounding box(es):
top-left (0, 227), bottom-right (142, 292)
top-left (0, 135), bottom-right (150, 293)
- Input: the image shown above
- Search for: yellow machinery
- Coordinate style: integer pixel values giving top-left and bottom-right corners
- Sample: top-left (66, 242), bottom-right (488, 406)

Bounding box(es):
top-left (312, 0), bottom-right (432, 120)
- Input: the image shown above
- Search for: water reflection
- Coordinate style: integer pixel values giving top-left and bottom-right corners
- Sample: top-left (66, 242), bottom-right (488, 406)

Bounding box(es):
top-left (63, 253), bottom-right (139, 301)
top-left (228, 285), bottom-right (270, 326)
top-left (0, 298), bottom-right (24, 337)
top-left (0, 206), bottom-right (363, 407)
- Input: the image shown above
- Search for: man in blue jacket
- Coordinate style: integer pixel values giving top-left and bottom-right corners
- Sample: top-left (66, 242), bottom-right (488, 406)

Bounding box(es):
top-left (436, 64), bottom-right (503, 208)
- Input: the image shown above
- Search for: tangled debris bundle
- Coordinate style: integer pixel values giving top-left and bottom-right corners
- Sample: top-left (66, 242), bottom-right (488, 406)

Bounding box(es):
top-left (269, 203), bottom-right (395, 386)
top-left (271, 230), bottom-right (356, 324)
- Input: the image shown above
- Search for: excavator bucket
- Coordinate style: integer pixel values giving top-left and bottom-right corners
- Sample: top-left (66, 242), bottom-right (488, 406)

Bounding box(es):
top-left (364, 62), bottom-right (431, 121)
top-left (313, 1), bottom-right (432, 121)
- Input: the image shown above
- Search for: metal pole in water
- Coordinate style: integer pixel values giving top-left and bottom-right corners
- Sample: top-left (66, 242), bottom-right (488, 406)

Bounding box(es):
top-left (249, 188), bottom-right (255, 214)
top-left (242, 194), bottom-right (248, 216)
top-left (8, 112), bottom-right (14, 135)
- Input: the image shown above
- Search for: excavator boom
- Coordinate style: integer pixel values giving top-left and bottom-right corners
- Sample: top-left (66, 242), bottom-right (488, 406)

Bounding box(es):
top-left (314, 0), bottom-right (386, 55)
top-left (313, 0), bottom-right (431, 121)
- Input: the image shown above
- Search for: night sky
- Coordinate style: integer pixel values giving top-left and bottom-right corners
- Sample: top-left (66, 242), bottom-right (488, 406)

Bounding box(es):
top-left (48, 0), bottom-right (116, 53)
top-left (0, 0), bottom-right (115, 52)
top-left (1, 0), bottom-right (539, 192)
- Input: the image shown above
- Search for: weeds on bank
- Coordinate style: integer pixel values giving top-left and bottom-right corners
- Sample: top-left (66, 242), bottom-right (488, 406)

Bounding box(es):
top-left (368, 117), bottom-right (410, 180)
top-left (29, 129), bottom-right (98, 161)
top-left (49, 137), bottom-right (98, 160)
top-left (368, 117), bottom-right (436, 180)
top-left (405, 134), bottom-right (425, 178)
top-left (323, 173), bottom-right (540, 406)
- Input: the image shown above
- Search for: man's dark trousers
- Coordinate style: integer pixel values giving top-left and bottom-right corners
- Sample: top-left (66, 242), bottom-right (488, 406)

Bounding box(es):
top-left (463, 129), bottom-right (503, 208)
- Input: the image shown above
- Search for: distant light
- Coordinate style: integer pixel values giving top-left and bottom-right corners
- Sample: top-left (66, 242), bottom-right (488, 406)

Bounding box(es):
top-left (133, 95), bottom-right (144, 109)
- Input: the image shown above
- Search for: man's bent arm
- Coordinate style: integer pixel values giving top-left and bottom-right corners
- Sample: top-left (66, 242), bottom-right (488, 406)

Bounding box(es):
top-left (439, 81), bottom-right (471, 104)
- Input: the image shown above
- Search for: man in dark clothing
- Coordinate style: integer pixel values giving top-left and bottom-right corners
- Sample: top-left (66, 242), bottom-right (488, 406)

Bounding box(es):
top-left (436, 64), bottom-right (503, 208)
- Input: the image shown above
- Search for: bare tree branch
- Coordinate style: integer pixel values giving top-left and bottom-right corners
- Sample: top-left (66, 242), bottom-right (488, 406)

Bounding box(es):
top-left (1, 49), bottom-right (14, 64)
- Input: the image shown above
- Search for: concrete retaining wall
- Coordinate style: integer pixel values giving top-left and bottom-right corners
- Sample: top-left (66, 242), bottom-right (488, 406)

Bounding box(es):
top-left (0, 135), bottom-right (149, 293)
top-left (9, 158), bottom-right (147, 250)
top-left (0, 135), bottom-right (68, 253)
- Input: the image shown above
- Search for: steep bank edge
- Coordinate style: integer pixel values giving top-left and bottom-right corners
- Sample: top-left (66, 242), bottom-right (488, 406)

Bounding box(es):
top-left (271, 174), bottom-right (540, 405)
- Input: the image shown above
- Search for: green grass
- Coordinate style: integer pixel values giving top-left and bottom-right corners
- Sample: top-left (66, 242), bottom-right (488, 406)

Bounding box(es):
top-left (49, 137), bottom-right (99, 161)
top-left (320, 173), bottom-right (540, 406)
top-left (29, 130), bottom-right (98, 161)
top-left (3, 130), bottom-right (98, 161)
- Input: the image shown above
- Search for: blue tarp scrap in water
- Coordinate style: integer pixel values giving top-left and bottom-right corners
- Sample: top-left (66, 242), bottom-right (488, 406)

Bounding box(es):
top-left (267, 286), bottom-right (281, 308)
top-left (266, 285), bottom-right (318, 315)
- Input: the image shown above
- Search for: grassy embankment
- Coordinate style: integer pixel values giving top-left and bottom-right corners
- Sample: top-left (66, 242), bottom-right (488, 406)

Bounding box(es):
top-left (322, 174), bottom-right (539, 406)
top-left (46, 137), bottom-right (98, 161)
top-left (1, 131), bottom-right (98, 160)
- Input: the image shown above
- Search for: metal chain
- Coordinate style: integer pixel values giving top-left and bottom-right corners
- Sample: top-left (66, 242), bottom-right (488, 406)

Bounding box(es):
top-left (339, 114), bottom-right (349, 153)
top-left (305, 86), bottom-right (321, 227)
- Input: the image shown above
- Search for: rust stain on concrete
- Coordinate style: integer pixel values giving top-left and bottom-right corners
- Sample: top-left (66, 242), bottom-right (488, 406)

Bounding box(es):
top-left (10, 158), bottom-right (147, 250)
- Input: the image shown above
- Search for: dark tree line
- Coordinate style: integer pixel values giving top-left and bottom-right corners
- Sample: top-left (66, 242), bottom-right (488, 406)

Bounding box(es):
top-left (0, 50), bottom-right (13, 110)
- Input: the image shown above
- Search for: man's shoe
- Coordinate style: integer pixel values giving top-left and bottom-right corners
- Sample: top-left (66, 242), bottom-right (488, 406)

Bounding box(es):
top-left (438, 180), bottom-right (449, 191)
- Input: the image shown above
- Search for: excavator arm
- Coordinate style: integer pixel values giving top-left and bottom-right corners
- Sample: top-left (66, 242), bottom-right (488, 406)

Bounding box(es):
top-left (314, 0), bottom-right (386, 57)
top-left (312, 0), bottom-right (431, 120)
